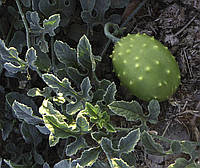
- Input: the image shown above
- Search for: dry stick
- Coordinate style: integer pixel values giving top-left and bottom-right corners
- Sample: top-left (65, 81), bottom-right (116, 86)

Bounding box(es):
top-left (101, 0), bottom-right (149, 57)
top-left (15, 0), bottom-right (30, 49)
top-left (174, 15), bottom-right (197, 37)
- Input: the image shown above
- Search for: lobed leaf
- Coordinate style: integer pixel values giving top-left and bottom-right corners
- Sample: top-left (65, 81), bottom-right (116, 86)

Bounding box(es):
top-left (78, 147), bottom-right (101, 167)
top-left (42, 73), bottom-right (77, 97)
top-left (77, 35), bottom-right (96, 71)
top-left (33, 45), bottom-right (51, 72)
top-left (1, 120), bottom-right (14, 141)
top-left (12, 100), bottom-right (43, 125)
top-left (76, 114), bottom-right (89, 133)
top-left (102, 82), bottom-right (117, 105)
top-left (111, 158), bottom-right (133, 168)
top-left (147, 99), bottom-right (160, 124)
top-left (100, 137), bottom-right (120, 158)
top-left (66, 67), bottom-right (85, 87)
top-left (54, 159), bottom-right (72, 168)
top-left (66, 137), bottom-right (88, 156)
top-left (171, 140), bottom-right (182, 154)
top-left (43, 14), bottom-right (60, 36)
top-left (43, 162), bottom-right (50, 168)
top-left (33, 148), bottom-right (44, 165)
top-left (4, 62), bottom-right (25, 74)
top-left (27, 87), bottom-right (52, 98)
top-left (118, 128), bottom-right (140, 154)
top-left (9, 31), bottom-right (26, 53)
top-left (108, 100), bottom-right (145, 122)
top-left (39, 0), bottom-right (76, 27)
top-left (91, 131), bottom-right (109, 143)
top-left (54, 40), bottom-right (77, 67)
top-left (80, 0), bottom-right (96, 11)
top-left (49, 133), bottom-right (60, 147)
top-left (168, 158), bottom-right (189, 168)
top-left (141, 131), bottom-right (166, 156)
top-left (20, 122), bottom-right (42, 147)
top-left (0, 39), bottom-right (19, 62)
top-left (26, 47), bottom-right (38, 71)
top-left (80, 77), bottom-right (92, 101)
top-left (4, 159), bottom-right (29, 168)
top-left (26, 11), bottom-right (60, 53)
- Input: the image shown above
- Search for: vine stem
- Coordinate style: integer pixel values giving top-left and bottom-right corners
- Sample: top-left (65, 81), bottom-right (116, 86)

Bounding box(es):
top-left (101, 0), bottom-right (149, 57)
top-left (15, 0), bottom-right (31, 49)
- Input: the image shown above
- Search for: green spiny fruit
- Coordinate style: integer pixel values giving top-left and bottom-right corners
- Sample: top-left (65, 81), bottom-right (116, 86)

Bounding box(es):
top-left (111, 33), bottom-right (181, 102)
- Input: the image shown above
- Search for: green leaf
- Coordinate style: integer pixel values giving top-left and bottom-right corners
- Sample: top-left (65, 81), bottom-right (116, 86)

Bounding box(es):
top-left (100, 137), bottom-right (120, 158)
top-left (80, 77), bottom-right (92, 101)
top-left (39, 0), bottom-right (76, 27)
top-left (67, 67), bottom-right (85, 86)
top-left (33, 148), bottom-right (44, 165)
top-left (108, 100), bottom-right (145, 122)
top-left (43, 115), bottom-right (74, 138)
top-left (27, 87), bottom-right (52, 98)
top-left (141, 131), bottom-right (166, 156)
top-left (20, 122), bottom-right (42, 146)
top-left (26, 47), bottom-right (37, 71)
top-left (91, 131), bottom-right (109, 143)
top-left (0, 40), bottom-right (20, 62)
top-left (118, 128), bottom-right (140, 154)
top-left (54, 40), bottom-right (77, 67)
top-left (85, 102), bottom-right (99, 118)
top-left (76, 114), bottom-right (89, 133)
top-left (77, 35), bottom-right (96, 71)
top-left (66, 137), bottom-right (87, 156)
top-left (168, 158), bottom-right (189, 168)
top-left (54, 159), bottom-right (73, 168)
top-left (42, 75), bottom-right (92, 114)
top-left (4, 62), bottom-right (25, 73)
top-left (12, 100), bottom-right (43, 125)
top-left (104, 123), bottom-right (116, 133)
top-left (0, 39), bottom-right (27, 73)
top-left (49, 133), bottom-right (60, 147)
top-left (102, 82), bottom-right (117, 105)
top-left (34, 45), bottom-right (51, 72)
top-left (39, 100), bottom-right (78, 145)
top-left (4, 159), bottom-right (30, 168)
top-left (67, 77), bottom-right (92, 115)
top-left (43, 14), bottom-right (60, 36)
top-left (181, 141), bottom-right (197, 155)
top-left (111, 158), bottom-right (133, 168)
top-left (78, 147), bottom-right (101, 167)
top-left (26, 12), bottom-right (60, 53)
top-left (147, 99), bottom-right (160, 124)
top-left (9, 31), bottom-right (26, 53)
top-left (171, 140), bottom-right (182, 154)
top-left (80, 0), bottom-right (95, 10)
top-left (42, 73), bottom-right (77, 97)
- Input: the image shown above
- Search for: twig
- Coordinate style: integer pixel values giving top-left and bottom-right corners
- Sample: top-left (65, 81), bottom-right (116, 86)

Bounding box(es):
top-left (15, 0), bottom-right (31, 49)
top-left (120, 0), bottom-right (148, 28)
top-left (174, 15), bottom-right (197, 37)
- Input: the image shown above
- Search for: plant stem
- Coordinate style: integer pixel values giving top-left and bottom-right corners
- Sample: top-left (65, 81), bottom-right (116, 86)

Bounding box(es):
top-left (15, 0), bottom-right (31, 49)
top-left (101, 0), bottom-right (149, 57)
